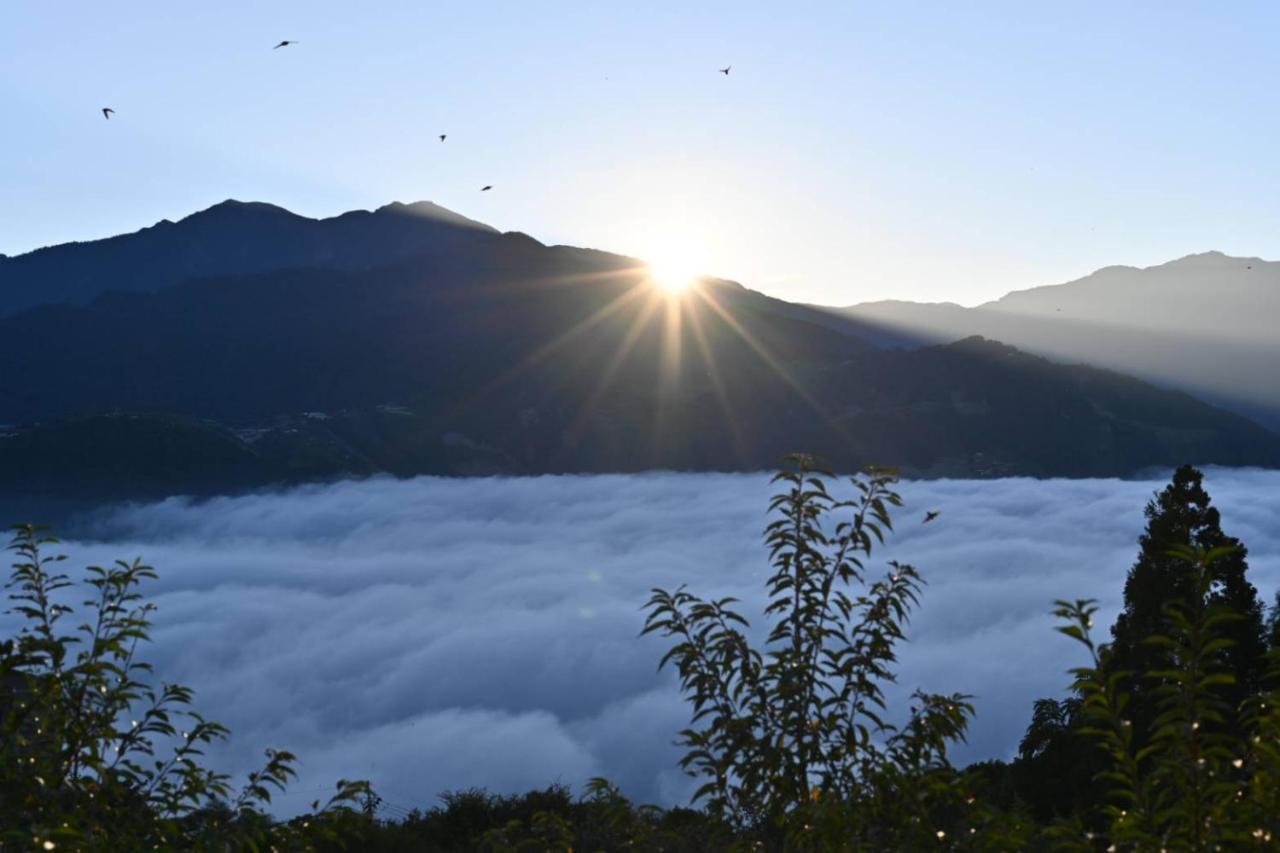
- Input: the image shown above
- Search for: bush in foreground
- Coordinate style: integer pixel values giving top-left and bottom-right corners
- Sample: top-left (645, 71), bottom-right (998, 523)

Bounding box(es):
top-left (8, 461), bottom-right (1280, 850)
top-left (641, 456), bottom-right (1018, 849)
top-left (0, 524), bottom-right (372, 850)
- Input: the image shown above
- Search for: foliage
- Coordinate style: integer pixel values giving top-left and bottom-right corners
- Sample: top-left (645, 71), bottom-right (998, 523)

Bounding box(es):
top-left (641, 455), bottom-right (982, 846)
top-left (9, 458), bottom-right (1280, 850)
top-left (0, 524), bottom-right (372, 850)
top-left (1267, 591), bottom-right (1280, 652)
top-left (1000, 698), bottom-right (1099, 822)
top-left (1053, 545), bottom-right (1280, 850)
top-left (1108, 465), bottom-right (1267, 739)
top-left (350, 782), bottom-right (733, 852)
top-left (993, 464), bottom-right (1276, 832)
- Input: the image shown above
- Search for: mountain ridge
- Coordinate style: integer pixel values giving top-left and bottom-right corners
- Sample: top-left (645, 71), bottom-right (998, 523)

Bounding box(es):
top-left (0, 198), bottom-right (503, 317)
top-left (1, 201), bottom-right (1276, 498)
top-left (838, 250), bottom-right (1280, 427)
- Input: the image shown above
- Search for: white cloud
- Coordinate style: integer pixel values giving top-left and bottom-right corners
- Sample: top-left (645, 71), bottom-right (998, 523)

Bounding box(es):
top-left (9, 469), bottom-right (1280, 815)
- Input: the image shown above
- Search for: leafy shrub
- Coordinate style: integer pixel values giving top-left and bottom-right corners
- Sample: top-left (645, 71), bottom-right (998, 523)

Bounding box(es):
top-left (359, 781), bottom-right (731, 852)
top-left (641, 456), bottom-right (983, 847)
top-left (10, 458), bottom-right (1280, 851)
top-left (1054, 545), bottom-right (1280, 850)
top-left (0, 524), bottom-right (371, 850)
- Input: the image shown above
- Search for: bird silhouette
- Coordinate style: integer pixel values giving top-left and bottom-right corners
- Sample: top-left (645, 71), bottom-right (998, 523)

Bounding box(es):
top-left (439, 134), bottom-right (447, 142)
top-left (481, 185), bottom-right (492, 191)
top-left (719, 66), bottom-right (731, 75)
top-left (101, 108), bottom-right (114, 119)
top-left (273, 40), bottom-right (295, 49)
top-left (923, 510), bottom-right (941, 524)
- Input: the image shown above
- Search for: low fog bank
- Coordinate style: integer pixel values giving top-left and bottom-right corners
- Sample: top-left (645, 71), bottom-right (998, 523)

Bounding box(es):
top-left (15, 470), bottom-right (1280, 816)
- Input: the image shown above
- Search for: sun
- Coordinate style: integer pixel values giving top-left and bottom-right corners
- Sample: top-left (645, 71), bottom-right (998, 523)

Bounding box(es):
top-left (645, 241), bottom-right (704, 295)
top-left (649, 262), bottom-right (698, 295)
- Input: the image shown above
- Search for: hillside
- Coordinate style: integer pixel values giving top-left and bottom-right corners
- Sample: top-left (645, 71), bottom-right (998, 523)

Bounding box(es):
top-left (0, 200), bottom-right (497, 317)
top-left (838, 252), bottom-right (1280, 428)
top-left (1, 204), bottom-right (1276, 498)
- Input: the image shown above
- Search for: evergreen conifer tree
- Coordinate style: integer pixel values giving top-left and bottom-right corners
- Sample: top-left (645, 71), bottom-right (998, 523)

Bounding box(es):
top-left (1266, 590), bottom-right (1280, 650)
top-left (1108, 465), bottom-right (1267, 735)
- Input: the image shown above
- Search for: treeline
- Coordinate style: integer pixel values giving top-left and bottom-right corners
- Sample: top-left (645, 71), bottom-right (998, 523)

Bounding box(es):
top-left (4, 461), bottom-right (1280, 850)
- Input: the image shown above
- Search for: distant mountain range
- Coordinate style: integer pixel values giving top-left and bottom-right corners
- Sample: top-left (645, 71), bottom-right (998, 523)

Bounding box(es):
top-left (0, 200), bottom-right (497, 317)
top-left (1, 201), bottom-right (1276, 500)
top-left (837, 251), bottom-right (1280, 428)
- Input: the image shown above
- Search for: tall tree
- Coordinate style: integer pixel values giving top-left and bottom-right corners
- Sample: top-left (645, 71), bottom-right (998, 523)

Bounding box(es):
top-left (1005, 697), bottom-right (1098, 821)
top-left (1108, 465), bottom-right (1267, 734)
top-left (1267, 590), bottom-right (1280, 650)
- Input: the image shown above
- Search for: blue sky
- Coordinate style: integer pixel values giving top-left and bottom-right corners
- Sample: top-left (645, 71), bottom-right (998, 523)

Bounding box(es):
top-left (3, 1), bottom-right (1279, 305)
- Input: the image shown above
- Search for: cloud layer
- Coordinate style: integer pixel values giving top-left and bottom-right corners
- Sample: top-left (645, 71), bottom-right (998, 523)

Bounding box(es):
top-left (11, 469), bottom-right (1280, 816)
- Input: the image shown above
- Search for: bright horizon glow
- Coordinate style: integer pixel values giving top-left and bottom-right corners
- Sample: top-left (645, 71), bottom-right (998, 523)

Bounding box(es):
top-left (649, 265), bottom-right (697, 295)
top-left (645, 240), bottom-right (705, 295)
top-left (5, 3), bottom-right (1280, 306)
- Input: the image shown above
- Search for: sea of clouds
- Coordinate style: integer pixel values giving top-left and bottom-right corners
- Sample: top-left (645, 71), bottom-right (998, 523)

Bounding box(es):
top-left (11, 470), bottom-right (1280, 817)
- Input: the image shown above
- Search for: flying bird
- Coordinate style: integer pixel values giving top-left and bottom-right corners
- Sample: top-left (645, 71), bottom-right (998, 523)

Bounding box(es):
top-left (719, 66), bottom-right (731, 75)
top-left (101, 107), bottom-right (114, 119)
top-left (273, 40), bottom-right (296, 49)
top-left (439, 134), bottom-right (447, 142)
top-left (923, 510), bottom-right (941, 524)
top-left (480, 185), bottom-right (492, 191)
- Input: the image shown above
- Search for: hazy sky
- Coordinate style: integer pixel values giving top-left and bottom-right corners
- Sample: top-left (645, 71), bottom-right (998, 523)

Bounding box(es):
top-left (4, 1), bottom-right (1280, 305)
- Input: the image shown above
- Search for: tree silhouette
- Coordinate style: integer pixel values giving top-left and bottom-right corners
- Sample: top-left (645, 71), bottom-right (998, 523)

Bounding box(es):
top-left (641, 457), bottom-right (976, 846)
top-left (1108, 465), bottom-right (1267, 738)
top-left (1267, 591), bottom-right (1280, 650)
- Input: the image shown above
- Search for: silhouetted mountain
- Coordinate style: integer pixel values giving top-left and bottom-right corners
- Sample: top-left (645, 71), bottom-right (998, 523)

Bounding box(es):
top-left (0, 205), bottom-right (1276, 498)
top-left (0, 199), bottom-right (497, 317)
top-left (837, 252), bottom-right (1280, 428)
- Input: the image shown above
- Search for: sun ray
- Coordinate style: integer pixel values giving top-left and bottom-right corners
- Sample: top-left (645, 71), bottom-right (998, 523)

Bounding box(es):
top-left (485, 265), bottom-right (653, 298)
top-left (684, 295), bottom-right (751, 464)
top-left (642, 236), bottom-right (705, 296)
top-left (441, 252), bottom-right (850, 471)
top-left (648, 289), bottom-right (687, 459)
top-left (659, 288), bottom-right (685, 388)
top-left (690, 285), bottom-right (829, 413)
top-left (447, 278), bottom-right (652, 417)
top-left (562, 289), bottom-right (666, 445)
